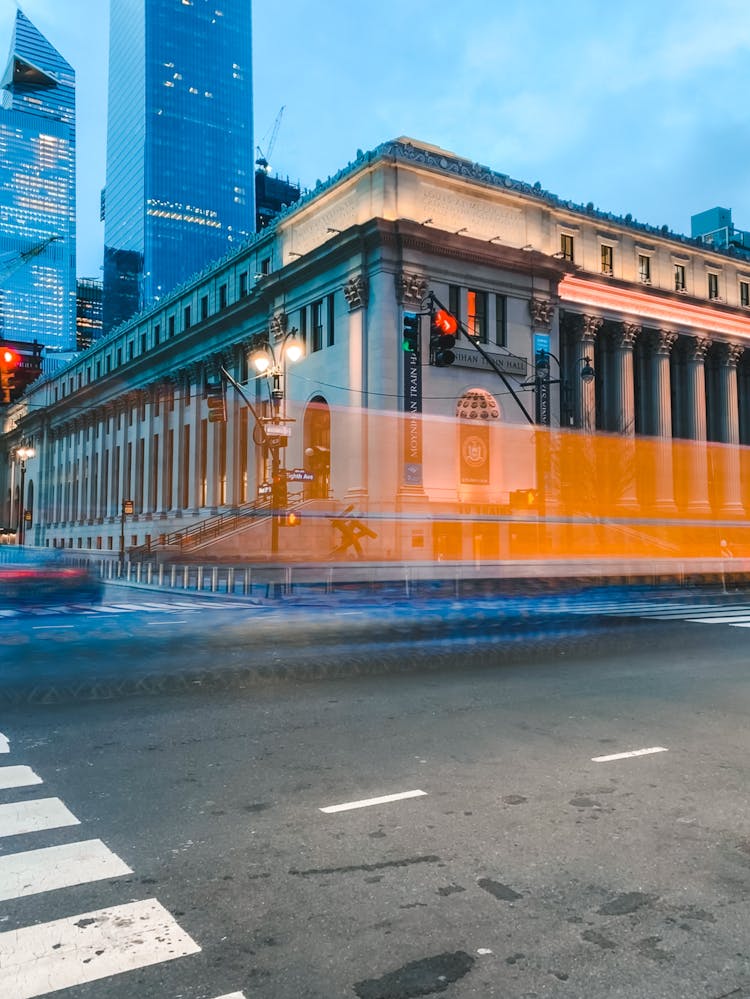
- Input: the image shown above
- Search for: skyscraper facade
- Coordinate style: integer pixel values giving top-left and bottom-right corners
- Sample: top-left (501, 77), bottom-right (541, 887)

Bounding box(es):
top-left (103, 0), bottom-right (254, 332)
top-left (0, 10), bottom-right (76, 351)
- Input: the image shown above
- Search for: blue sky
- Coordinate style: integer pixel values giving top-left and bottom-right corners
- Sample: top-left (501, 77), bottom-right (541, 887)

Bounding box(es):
top-left (2, 0), bottom-right (749, 278)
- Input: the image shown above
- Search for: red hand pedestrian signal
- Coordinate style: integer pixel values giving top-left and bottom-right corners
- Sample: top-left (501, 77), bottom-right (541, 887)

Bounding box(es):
top-left (0, 347), bottom-right (20, 404)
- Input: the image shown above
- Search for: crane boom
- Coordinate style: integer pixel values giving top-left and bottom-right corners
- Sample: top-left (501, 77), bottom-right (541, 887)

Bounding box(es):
top-left (0, 235), bottom-right (60, 284)
top-left (255, 106), bottom-right (286, 173)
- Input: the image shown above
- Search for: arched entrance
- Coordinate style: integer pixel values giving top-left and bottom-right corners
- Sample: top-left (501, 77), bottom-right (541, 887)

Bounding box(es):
top-left (303, 396), bottom-right (331, 499)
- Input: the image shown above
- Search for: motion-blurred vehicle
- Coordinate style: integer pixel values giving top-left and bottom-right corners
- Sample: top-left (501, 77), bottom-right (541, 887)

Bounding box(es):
top-left (0, 547), bottom-right (103, 605)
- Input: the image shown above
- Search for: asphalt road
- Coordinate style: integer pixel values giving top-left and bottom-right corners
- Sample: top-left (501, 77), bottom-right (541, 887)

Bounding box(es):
top-left (1, 588), bottom-right (750, 998)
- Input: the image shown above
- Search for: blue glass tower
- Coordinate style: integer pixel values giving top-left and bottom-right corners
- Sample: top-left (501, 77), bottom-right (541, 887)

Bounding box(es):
top-left (0, 10), bottom-right (76, 351)
top-left (103, 0), bottom-right (254, 332)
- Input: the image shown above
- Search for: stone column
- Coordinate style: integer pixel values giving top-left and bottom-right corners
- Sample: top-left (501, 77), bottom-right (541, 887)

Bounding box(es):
top-left (715, 342), bottom-right (744, 515)
top-left (613, 322), bottom-right (640, 435)
top-left (649, 330), bottom-right (677, 512)
top-left (570, 314), bottom-right (602, 432)
top-left (683, 337), bottom-right (711, 513)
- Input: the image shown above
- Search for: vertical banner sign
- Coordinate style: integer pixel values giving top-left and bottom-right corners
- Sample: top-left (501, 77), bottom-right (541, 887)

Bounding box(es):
top-left (534, 333), bottom-right (551, 426)
top-left (402, 312), bottom-right (422, 485)
top-left (460, 422), bottom-right (490, 484)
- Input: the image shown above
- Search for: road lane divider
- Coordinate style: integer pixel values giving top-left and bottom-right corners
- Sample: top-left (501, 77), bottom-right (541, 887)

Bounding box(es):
top-left (0, 839), bottom-right (132, 901)
top-left (0, 898), bottom-right (200, 999)
top-left (592, 747), bottom-right (668, 763)
top-left (320, 790), bottom-right (427, 813)
top-left (0, 797), bottom-right (79, 838)
top-left (0, 733), bottom-right (8, 753)
top-left (0, 766), bottom-right (43, 790)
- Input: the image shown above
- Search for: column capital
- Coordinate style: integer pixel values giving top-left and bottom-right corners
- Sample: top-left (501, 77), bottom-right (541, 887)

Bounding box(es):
top-left (716, 341), bottom-right (744, 367)
top-left (395, 271), bottom-right (428, 308)
top-left (528, 297), bottom-right (554, 331)
top-left (615, 322), bottom-right (641, 348)
top-left (685, 336), bottom-right (711, 363)
top-left (649, 329), bottom-right (677, 355)
top-left (562, 312), bottom-right (603, 342)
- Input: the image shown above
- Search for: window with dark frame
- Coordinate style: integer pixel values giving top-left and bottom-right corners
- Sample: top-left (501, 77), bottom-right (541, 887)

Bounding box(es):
top-left (168, 315), bottom-right (175, 337)
top-left (708, 272), bottom-right (719, 300)
top-left (239, 272), bottom-right (248, 297)
top-left (200, 295), bottom-right (208, 321)
top-left (299, 305), bottom-right (307, 345)
top-left (219, 284), bottom-right (227, 309)
top-left (467, 289), bottom-right (487, 343)
top-left (154, 323), bottom-right (160, 345)
top-left (311, 299), bottom-right (323, 352)
top-left (638, 254), bottom-right (651, 283)
top-left (741, 281), bottom-right (750, 307)
top-left (184, 304), bottom-right (191, 329)
top-left (601, 244), bottom-right (614, 275)
top-left (674, 264), bottom-right (686, 291)
top-left (327, 293), bottom-right (335, 347)
top-left (560, 233), bottom-right (574, 261)
top-left (495, 295), bottom-right (507, 347)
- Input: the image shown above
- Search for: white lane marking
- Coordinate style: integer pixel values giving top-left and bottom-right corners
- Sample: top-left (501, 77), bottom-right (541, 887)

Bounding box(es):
top-left (320, 789), bottom-right (427, 813)
top-left (592, 747), bottom-right (668, 763)
top-left (0, 897), bottom-right (200, 999)
top-left (0, 767), bottom-right (43, 791)
top-left (682, 615), bottom-right (750, 624)
top-left (148, 620), bottom-right (188, 626)
top-left (0, 798), bottom-right (79, 838)
top-left (31, 624), bottom-right (75, 630)
top-left (211, 993), bottom-right (247, 999)
top-left (0, 733), bottom-right (9, 754)
top-left (0, 839), bottom-right (132, 902)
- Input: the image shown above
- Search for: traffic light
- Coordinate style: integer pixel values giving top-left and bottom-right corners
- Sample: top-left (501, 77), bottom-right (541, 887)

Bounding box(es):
top-left (205, 380), bottom-right (226, 423)
top-left (0, 347), bottom-right (20, 404)
top-left (430, 309), bottom-right (458, 367)
top-left (402, 312), bottom-right (420, 354)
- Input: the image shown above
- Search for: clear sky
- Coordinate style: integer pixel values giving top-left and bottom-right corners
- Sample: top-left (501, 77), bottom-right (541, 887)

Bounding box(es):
top-left (2, 0), bottom-right (749, 279)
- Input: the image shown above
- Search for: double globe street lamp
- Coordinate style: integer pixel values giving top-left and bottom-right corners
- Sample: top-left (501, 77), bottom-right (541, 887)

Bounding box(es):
top-left (249, 330), bottom-right (304, 556)
top-left (14, 445), bottom-right (35, 545)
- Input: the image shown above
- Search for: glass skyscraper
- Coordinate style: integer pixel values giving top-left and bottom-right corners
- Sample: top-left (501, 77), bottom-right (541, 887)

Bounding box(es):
top-left (0, 10), bottom-right (76, 351)
top-left (103, 0), bottom-right (254, 332)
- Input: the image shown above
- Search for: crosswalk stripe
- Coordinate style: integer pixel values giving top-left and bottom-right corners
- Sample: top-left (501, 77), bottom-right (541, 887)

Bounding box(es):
top-left (0, 839), bottom-right (132, 902)
top-left (0, 898), bottom-right (200, 999)
top-left (0, 766), bottom-right (42, 791)
top-left (0, 798), bottom-right (79, 838)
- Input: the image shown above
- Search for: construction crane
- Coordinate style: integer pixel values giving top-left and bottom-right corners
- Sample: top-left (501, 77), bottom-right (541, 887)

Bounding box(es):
top-left (0, 235), bottom-right (60, 284)
top-left (255, 106), bottom-right (285, 175)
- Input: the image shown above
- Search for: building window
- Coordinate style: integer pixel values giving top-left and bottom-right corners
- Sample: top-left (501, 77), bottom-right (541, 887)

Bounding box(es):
top-left (560, 233), bottom-right (574, 262)
top-left (184, 305), bottom-right (191, 329)
top-left (200, 295), bottom-right (208, 321)
top-left (741, 281), bottom-right (750, 307)
top-left (448, 285), bottom-right (460, 320)
top-left (495, 295), bottom-right (507, 347)
top-left (311, 299), bottom-right (323, 353)
top-left (219, 284), bottom-right (228, 309)
top-left (638, 254), bottom-right (651, 283)
top-left (260, 257), bottom-right (271, 275)
top-left (299, 305), bottom-right (307, 345)
top-left (708, 272), bottom-right (719, 300)
top-left (674, 264), bottom-right (686, 292)
top-left (128, 342), bottom-right (134, 360)
top-left (154, 323), bottom-right (160, 345)
top-left (327, 293), bottom-right (335, 347)
top-left (239, 272), bottom-right (248, 297)
top-left (106, 356), bottom-right (112, 373)
top-left (467, 289), bottom-right (488, 343)
top-left (601, 244), bottom-right (614, 276)
top-left (140, 332), bottom-right (147, 353)
top-left (168, 315), bottom-right (175, 337)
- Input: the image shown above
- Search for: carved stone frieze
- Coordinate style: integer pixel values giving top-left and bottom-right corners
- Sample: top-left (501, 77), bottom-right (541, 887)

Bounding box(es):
top-left (528, 298), bottom-right (554, 331)
top-left (395, 271), bottom-right (428, 308)
top-left (343, 274), bottom-right (369, 311)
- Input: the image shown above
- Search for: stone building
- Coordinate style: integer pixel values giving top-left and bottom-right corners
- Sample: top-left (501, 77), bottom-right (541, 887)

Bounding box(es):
top-left (4, 137), bottom-right (750, 562)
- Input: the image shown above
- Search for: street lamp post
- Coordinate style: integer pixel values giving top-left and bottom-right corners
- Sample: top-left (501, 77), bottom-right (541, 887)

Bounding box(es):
top-left (249, 330), bottom-right (304, 558)
top-left (15, 445), bottom-right (35, 545)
